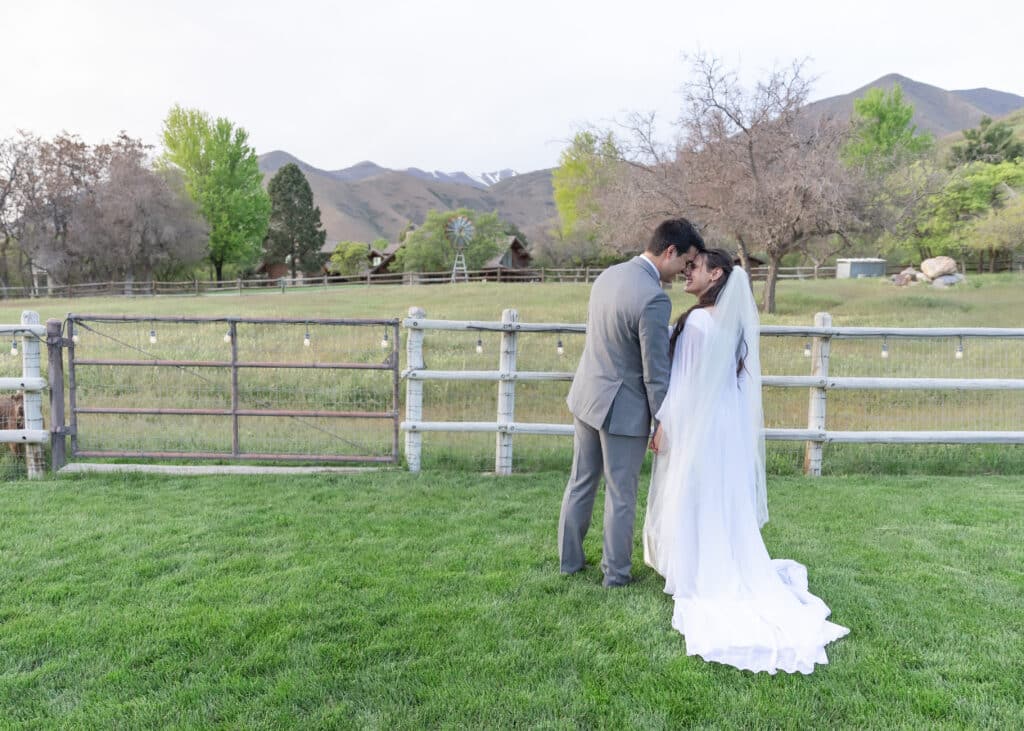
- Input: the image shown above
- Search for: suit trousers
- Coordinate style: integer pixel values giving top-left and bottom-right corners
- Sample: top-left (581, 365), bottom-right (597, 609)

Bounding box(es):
top-left (558, 417), bottom-right (649, 587)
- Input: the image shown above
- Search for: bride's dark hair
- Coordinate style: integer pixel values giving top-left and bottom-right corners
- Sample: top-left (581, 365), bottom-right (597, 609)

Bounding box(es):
top-left (668, 248), bottom-right (746, 375)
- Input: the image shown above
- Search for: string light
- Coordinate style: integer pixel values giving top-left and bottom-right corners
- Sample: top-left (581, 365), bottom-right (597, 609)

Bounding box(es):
top-left (475, 338), bottom-right (483, 354)
top-left (303, 329), bottom-right (311, 347)
top-left (223, 330), bottom-right (232, 343)
top-left (556, 339), bottom-right (564, 356)
top-left (71, 333), bottom-right (80, 345)
top-left (881, 336), bottom-right (889, 359)
top-left (380, 328), bottom-right (390, 349)
top-left (955, 336), bottom-right (964, 360)
top-left (149, 328), bottom-right (157, 345)
top-left (803, 341), bottom-right (812, 357)
top-left (9, 339), bottom-right (17, 356)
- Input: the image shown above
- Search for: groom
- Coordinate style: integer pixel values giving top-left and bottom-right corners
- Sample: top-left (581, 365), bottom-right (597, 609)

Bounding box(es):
top-left (558, 218), bottom-right (705, 587)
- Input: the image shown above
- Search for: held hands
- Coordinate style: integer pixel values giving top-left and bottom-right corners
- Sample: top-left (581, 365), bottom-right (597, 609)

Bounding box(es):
top-left (650, 424), bottom-right (664, 454)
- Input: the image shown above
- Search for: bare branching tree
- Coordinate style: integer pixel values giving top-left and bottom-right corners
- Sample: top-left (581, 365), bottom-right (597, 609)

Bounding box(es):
top-left (589, 54), bottom-right (866, 312)
top-left (17, 132), bottom-right (105, 287)
top-left (675, 54), bottom-right (864, 312)
top-left (0, 134), bottom-right (32, 288)
top-left (10, 132), bottom-right (207, 288)
top-left (73, 135), bottom-right (208, 287)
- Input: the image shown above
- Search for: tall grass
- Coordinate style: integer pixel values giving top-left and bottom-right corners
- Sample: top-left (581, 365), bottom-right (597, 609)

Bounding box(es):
top-left (1, 274), bottom-right (1022, 475)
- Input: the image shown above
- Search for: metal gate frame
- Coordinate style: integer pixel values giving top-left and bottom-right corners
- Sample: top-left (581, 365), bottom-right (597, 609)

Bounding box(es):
top-left (65, 315), bottom-right (400, 464)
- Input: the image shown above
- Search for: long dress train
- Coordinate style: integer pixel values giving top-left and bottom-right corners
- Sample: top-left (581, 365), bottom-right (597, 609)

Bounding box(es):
top-left (643, 304), bottom-right (848, 675)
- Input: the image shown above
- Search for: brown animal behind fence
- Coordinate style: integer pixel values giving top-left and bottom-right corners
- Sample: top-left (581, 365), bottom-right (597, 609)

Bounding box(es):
top-left (0, 393), bottom-right (24, 456)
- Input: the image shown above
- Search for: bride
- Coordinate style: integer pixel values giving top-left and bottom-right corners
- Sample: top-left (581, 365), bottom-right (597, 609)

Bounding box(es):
top-left (643, 248), bottom-right (848, 674)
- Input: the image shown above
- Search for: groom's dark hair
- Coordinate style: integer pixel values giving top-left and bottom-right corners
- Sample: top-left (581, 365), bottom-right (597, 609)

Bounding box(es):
top-left (647, 218), bottom-right (706, 256)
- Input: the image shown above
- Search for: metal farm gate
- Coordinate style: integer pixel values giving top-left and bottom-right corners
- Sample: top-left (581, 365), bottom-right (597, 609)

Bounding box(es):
top-left (65, 315), bottom-right (400, 464)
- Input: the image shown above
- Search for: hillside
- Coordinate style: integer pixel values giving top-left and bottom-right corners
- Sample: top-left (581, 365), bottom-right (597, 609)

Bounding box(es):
top-left (259, 154), bottom-right (555, 245)
top-left (934, 107), bottom-right (1024, 158)
top-left (802, 73), bottom-right (1024, 137)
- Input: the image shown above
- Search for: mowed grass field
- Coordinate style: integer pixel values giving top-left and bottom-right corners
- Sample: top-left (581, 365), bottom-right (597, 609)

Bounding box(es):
top-left (0, 470), bottom-right (1022, 728)
top-left (1, 275), bottom-right (1023, 727)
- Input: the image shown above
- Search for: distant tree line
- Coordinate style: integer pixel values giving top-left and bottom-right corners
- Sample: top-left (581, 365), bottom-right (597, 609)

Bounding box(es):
top-left (4, 67), bottom-right (1020, 304)
top-left (0, 131), bottom-right (208, 289)
top-left (541, 54), bottom-right (1024, 312)
top-left (0, 106), bottom-right (330, 292)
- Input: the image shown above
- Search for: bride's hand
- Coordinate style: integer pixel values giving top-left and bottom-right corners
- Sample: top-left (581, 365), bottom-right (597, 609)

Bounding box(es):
top-left (650, 424), bottom-right (664, 454)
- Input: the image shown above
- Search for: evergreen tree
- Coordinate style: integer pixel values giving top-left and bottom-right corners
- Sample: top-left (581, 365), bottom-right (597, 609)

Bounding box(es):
top-left (950, 116), bottom-right (1024, 167)
top-left (265, 163), bottom-right (327, 278)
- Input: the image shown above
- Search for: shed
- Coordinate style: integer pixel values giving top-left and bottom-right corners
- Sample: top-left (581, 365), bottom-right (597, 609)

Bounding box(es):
top-left (482, 236), bottom-right (533, 272)
top-left (836, 258), bottom-right (886, 278)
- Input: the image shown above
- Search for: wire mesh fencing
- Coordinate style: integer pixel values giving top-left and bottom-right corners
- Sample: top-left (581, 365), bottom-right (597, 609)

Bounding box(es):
top-left (66, 315), bottom-right (399, 464)
top-left (403, 309), bottom-right (1024, 474)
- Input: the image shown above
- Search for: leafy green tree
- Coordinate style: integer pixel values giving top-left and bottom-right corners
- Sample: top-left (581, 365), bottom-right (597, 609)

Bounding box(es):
top-left (969, 193), bottom-right (1024, 270)
top-left (842, 85), bottom-right (933, 173)
top-left (840, 85), bottom-right (942, 262)
top-left (329, 241), bottom-right (370, 275)
top-left (160, 106), bottom-right (270, 280)
top-left (265, 163), bottom-right (327, 278)
top-left (950, 116), bottom-right (1024, 167)
top-left (552, 131), bottom-right (620, 240)
top-left (395, 208), bottom-right (507, 272)
top-left (909, 160), bottom-right (1024, 259)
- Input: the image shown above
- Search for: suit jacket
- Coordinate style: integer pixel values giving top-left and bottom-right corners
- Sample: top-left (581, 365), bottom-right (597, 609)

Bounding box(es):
top-left (566, 256), bottom-right (672, 436)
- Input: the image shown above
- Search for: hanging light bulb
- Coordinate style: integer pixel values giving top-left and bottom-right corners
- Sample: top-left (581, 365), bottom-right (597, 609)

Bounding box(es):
top-left (380, 328), bottom-right (390, 349)
top-left (881, 336), bottom-right (889, 359)
top-left (71, 333), bottom-right (80, 345)
top-left (223, 330), bottom-right (232, 343)
top-left (803, 341), bottom-right (812, 357)
top-left (303, 330), bottom-right (311, 347)
top-left (9, 339), bottom-right (17, 356)
top-left (556, 339), bottom-right (564, 356)
top-left (955, 336), bottom-right (964, 360)
top-left (475, 338), bottom-right (483, 354)
top-left (149, 328), bottom-right (157, 345)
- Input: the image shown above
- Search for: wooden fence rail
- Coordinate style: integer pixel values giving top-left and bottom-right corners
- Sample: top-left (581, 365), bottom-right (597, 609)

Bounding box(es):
top-left (19, 263), bottom-right (1013, 300)
top-left (401, 308), bottom-right (1024, 476)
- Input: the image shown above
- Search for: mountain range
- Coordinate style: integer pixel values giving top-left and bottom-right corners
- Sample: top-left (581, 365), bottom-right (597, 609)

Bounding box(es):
top-left (259, 74), bottom-right (1024, 247)
top-left (258, 151), bottom-right (555, 246)
top-left (801, 73), bottom-right (1024, 137)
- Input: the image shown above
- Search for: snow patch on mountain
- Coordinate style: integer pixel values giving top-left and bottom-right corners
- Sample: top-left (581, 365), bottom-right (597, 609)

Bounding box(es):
top-left (402, 167), bottom-right (517, 189)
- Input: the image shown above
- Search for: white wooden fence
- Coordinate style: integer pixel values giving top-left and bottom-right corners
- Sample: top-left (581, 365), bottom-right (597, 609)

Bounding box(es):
top-left (401, 308), bottom-right (1024, 476)
top-left (0, 311), bottom-right (50, 478)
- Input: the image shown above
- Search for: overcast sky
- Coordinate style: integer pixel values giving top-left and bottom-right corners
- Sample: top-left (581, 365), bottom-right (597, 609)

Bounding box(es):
top-left (3, 0), bottom-right (1020, 174)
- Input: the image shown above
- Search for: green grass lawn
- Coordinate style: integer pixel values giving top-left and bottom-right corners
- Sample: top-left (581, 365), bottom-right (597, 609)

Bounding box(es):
top-left (2, 470), bottom-right (1022, 728)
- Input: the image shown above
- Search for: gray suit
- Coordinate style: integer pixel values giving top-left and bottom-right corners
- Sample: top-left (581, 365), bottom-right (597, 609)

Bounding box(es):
top-left (558, 256), bottom-right (672, 586)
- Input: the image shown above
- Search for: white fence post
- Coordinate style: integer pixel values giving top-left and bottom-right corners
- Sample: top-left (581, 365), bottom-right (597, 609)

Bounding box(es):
top-left (495, 309), bottom-right (519, 475)
top-left (405, 307), bottom-right (425, 472)
top-left (21, 310), bottom-right (45, 479)
top-left (803, 312), bottom-right (832, 476)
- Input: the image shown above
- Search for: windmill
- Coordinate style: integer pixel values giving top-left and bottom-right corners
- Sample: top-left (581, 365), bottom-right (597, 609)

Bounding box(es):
top-left (446, 215), bottom-right (475, 282)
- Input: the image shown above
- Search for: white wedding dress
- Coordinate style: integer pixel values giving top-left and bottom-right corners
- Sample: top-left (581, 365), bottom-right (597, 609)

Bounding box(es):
top-left (643, 271), bottom-right (848, 675)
